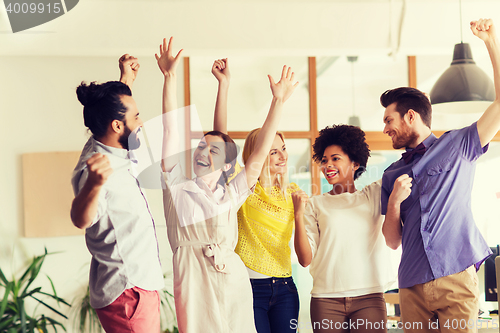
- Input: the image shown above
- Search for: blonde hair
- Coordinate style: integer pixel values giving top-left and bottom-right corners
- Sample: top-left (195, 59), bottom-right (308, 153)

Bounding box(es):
top-left (242, 128), bottom-right (290, 197)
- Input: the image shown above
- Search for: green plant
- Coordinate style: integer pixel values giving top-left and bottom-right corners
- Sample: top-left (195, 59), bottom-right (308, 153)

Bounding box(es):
top-left (159, 285), bottom-right (177, 333)
top-left (71, 285), bottom-right (101, 333)
top-left (0, 248), bottom-right (71, 332)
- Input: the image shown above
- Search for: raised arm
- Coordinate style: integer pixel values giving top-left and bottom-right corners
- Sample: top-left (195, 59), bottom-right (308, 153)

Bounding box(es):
top-left (212, 58), bottom-right (230, 134)
top-left (155, 37), bottom-right (184, 172)
top-left (292, 190), bottom-right (313, 267)
top-left (472, 19), bottom-right (500, 147)
top-left (119, 54), bottom-right (140, 88)
top-left (383, 174), bottom-right (412, 250)
top-left (70, 153), bottom-right (112, 229)
top-left (244, 66), bottom-right (298, 188)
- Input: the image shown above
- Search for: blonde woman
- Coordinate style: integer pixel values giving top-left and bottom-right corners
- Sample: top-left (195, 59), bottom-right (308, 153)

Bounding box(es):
top-left (210, 58), bottom-right (301, 333)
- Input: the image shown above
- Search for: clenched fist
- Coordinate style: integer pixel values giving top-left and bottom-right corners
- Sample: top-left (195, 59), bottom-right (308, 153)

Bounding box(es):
top-left (389, 174), bottom-right (412, 206)
top-left (86, 153), bottom-right (113, 187)
top-left (292, 190), bottom-right (309, 217)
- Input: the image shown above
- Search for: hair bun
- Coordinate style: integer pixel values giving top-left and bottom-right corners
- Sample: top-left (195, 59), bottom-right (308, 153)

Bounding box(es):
top-left (76, 81), bottom-right (98, 106)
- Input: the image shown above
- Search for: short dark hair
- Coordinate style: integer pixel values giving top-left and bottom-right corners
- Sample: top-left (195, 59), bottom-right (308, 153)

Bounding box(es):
top-left (76, 81), bottom-right (132, 139)
top-left (380, 87), bottom-right (432, 128)
top-left (312, 124), bottom-right (370, 180)
top-left (203, 130), bottom-right (238, 186)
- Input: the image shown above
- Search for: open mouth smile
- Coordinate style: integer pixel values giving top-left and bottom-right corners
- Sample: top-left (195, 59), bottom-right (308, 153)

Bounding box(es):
top-left (196, 159), bottom-right (210, 167)
top-left (325, 169), bottom-right (338, 179)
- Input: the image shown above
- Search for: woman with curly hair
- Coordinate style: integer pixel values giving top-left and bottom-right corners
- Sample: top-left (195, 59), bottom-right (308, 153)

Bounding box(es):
top-left (292, 124), bottom-right (396, 333)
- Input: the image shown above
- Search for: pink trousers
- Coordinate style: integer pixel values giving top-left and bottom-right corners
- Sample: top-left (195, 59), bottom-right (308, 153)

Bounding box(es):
top-left (95, 287), bottom-right (160, 333)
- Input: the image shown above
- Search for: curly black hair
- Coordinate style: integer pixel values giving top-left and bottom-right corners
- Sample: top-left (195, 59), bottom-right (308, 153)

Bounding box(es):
top-left (312, 124), bottom-right (370, 180)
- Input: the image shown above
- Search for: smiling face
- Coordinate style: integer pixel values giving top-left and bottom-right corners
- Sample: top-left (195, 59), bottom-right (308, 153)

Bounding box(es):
top-left (383, 102), bottom-right (418, 150)
top-left (320, 145), bottom-right (359, 193)
top-left (267, 134), bottom-right (288, 177)
top-left (192, 135), bottom-right (229, 178)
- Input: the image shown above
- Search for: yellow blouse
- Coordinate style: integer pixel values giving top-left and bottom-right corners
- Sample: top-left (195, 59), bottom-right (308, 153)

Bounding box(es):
top-left (235, 181), bottom-right (299, 277)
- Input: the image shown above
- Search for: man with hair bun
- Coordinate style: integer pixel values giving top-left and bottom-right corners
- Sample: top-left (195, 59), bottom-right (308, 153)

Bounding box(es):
top-left (380, 19), bottom-right (500, 333)
top-left (70, 54), bottom-right (164, 333)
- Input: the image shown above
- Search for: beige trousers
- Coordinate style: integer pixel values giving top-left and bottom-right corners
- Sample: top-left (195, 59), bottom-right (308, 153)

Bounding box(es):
top-left (310, 293), bottom-right (387, 333)
top-left (399, 265), bottom-right (479, 333)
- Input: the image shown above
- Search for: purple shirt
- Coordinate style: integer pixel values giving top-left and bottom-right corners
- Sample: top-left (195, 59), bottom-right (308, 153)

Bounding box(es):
top-left (381, 122), bottom-right (492, 289)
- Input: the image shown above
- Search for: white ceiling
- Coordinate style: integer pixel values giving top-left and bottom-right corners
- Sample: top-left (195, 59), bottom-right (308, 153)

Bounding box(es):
top-left (1, 0), bottom-right (499, 57)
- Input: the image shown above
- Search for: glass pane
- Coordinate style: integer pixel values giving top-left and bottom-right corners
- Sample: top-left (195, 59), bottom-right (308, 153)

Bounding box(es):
top-left (316, 55), bottom-right (408, 132)
top-left (190, 56), bottom-right (310, 132)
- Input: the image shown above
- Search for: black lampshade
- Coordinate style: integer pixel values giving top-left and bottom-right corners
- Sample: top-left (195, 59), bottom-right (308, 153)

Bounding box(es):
top-left (429, 43), bottom-right (495, 105)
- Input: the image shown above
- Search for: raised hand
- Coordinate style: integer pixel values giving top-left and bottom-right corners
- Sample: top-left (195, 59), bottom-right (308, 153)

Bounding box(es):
top-left (268, 66), bottom-right (299, 102)
top-left (86, 153), bottom-right (113, 187)
top-left (155, 37), bottom-right (184, 76)
top-left (470, 18), bottom-right (497, 43)
top-left (292, 190), bottom-right (309, 217)
top-left (212, 58), bottom-right (230, 83)
top-left (119, 54), bottom-right (140, 87)
top-left (389, 174), bottom-right (412, 205)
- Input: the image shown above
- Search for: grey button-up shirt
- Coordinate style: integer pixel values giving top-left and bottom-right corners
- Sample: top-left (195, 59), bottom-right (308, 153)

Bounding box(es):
top-left (72, 137), bottom-right (164, 308)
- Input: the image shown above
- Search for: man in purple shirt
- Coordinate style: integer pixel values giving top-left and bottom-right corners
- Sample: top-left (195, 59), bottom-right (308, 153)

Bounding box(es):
top-left (380, 19), bottom-right (500, 332)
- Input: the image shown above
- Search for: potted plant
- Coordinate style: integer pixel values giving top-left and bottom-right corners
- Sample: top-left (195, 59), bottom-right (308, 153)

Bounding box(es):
top-left (0, 247), bottom-right (71, 332)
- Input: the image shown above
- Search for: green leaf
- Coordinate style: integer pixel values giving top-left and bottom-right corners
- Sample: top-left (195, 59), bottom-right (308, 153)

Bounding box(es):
top-left (0, 315), bottom-right (16, 330)
top-left (37, 315), bottom-right (49, 333)
top-left (21, 286), bottom-right (42, 299)
top-left (18, 298), bottom-right (26, 333)
top-left (0, 267), bottom-right (9, 286)
top-left (45, 316), bottom-right (67, 332)
top-left (34, 291), bottom-right (71, 307)
top-left (19, 255), bottom-right (43, 286)
top-left (0, 281), bottom-right (13, 318)
top-left (20, 255), bottom-right (46, 297)
top-left (29, 296), bottom-right (68, 319)
top-left (28, 316), bottom-right (37, 332)
top-left (45, 275), bottom-right (58, 305)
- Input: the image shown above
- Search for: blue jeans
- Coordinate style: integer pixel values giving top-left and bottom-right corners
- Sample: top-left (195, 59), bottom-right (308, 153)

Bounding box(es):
top-left (250, 277), bottom-right (300, 333)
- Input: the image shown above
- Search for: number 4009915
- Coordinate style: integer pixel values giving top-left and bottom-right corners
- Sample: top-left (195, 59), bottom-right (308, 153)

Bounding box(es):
top-left (5, 2), bottom-right (62, 14)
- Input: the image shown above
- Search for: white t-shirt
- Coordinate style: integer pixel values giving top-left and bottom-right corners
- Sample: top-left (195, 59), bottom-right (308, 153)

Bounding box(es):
top-left (304, 180), bottom-right (398, 298)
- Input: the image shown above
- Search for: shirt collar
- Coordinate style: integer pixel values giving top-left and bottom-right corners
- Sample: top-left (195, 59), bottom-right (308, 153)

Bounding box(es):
top-left (92, 137), bottom-right (129, 159)
top-left (183, 177), bottom-right (225, 201)
top-left (405, 132), bottom-right (438, 152)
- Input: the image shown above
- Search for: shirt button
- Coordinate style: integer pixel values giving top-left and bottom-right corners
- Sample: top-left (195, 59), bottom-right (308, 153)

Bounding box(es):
top-left (426, 246), bottom-right (431, 250)
top-left (415, 174), bottom-right (419, 178)
top-left (423, 228), bottom-right (427, 232)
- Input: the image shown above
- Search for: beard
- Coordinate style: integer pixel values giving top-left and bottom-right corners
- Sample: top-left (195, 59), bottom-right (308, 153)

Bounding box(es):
top-left (392, 122), bottom-right (418, 149)
top-left (118, 126), bottom-right (141, 151)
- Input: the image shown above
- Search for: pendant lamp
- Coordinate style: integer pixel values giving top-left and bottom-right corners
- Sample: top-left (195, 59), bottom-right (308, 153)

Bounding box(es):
top-left (429, 0), bottom-right (494, 107)
top-left (429, 42), bottom-right (495, 105)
